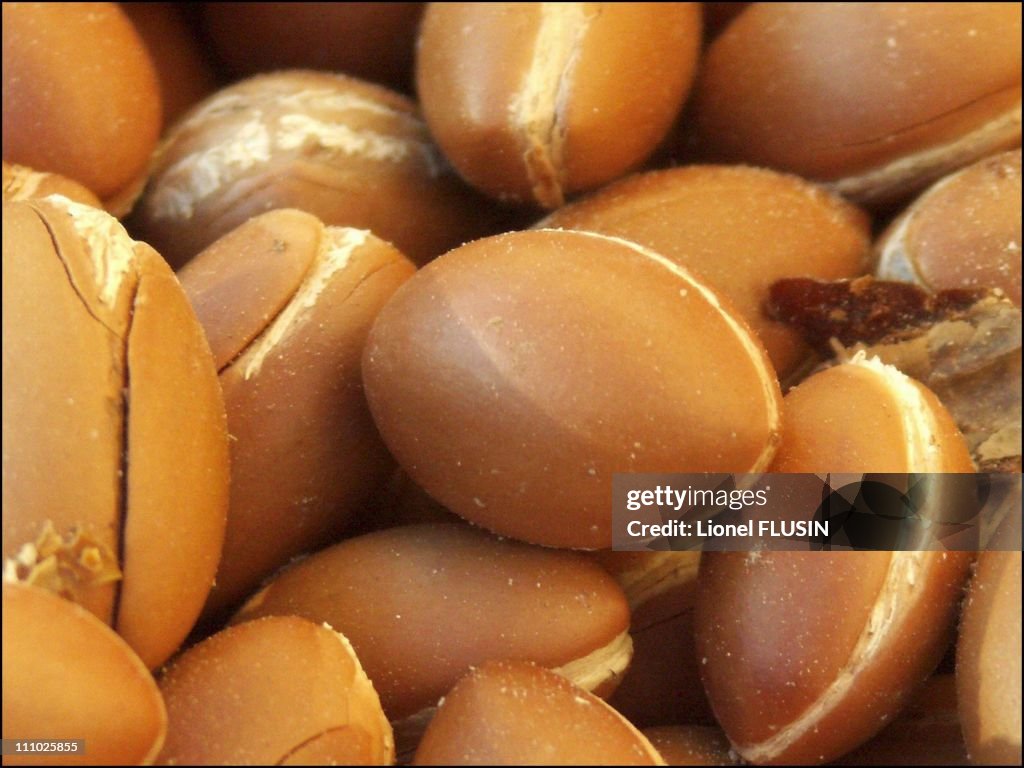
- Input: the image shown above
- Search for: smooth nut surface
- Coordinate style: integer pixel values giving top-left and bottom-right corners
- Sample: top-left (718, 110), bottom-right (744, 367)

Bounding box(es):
top-left (957, 551), bottom-right (1022, 765)
top-left (540, 165), bottom-right (872, 375)
top-left (692, 3), bottom-right (1022, 204)
top-left (131, 69), bottom-right (496, 268)
top-left (2, 162), bottom-right (102, 208)
top-left (157, 615), bottom-right (393, 766)
top-left (413, 661), bottom-right (665, 765)
top-left (416, 2), bottom-right (701, 207)
top-left (234, 523), bottom-right (632, 721)
top-left (178, 209), bottom-right (416, 618)
top-left (363, 228), bottom-right (782, 549)
top-left (2, 583), bottom-right (167, 766)
top-left (2, 196), bottom-right (229, 669)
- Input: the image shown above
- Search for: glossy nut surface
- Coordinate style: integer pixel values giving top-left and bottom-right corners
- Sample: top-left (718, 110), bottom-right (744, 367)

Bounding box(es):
top-left (2, 2), bottom-right (162, 202)
top-left (234, 523), bottom-right (632, 721)
top-left (541, 165), bottom-right (871, 375)
top-left (416, 2), bottom-right (701, 207)
top-left (3, 162), bottom-right (102, 208)
top-left (877, 149), bottom-right (1022, 306)
top-left (131, 70), bottom-right (495, 268)
top-left (957, 551), bottom-right (1022, 765)
top-left (2, 196), bottom-right (229, 669)
top-left (363, 228), bottom-right (782, 549)
top-left (2, 583), bottom-right (167, 766)
top-left (692, 3), bottom-right (1022, 205)
top-left (178, 209), bottom-right (415, 618)
top-left (413, 661), bottom-right (665, 766)
top-left (157, 615), bottom-right (393, 766)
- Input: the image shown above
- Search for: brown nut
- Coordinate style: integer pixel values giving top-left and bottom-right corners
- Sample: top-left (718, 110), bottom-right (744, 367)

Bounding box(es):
top-left (3, 162), bottom-right (102, 208)
top-left (234, 523), bottom-right (632, 724)
top-left (692, 3), bottom-right (1022, 206)
top-left (957, 551), bottom-right (1022, 765)
top-left (641, 726), bottom-right (738, 766)
top-left (2, 196), bottom-right (229, 669)
top-left (696, 356), bottom-right (975, 765)
top-left (177, 209), bottom-right (415, 618)
top-left (2, 583), bottom-right (167, 766)
top-left (362, 228), bottom-right (782, 549)
top-left (416, 2), bottom-right (702, 208)
top-left (596, 552), bottom-right (714, 727)
top-left (877, 149), bottom-right (1022, 306)
top-left (2, 2), bottom-right (162, 204)
top-left (540, 165), bottom-right (872, 376)
top-left (130, 69), bottom-right (497, 268)
top-left (157, 615), bottom-right (393, 765)
top-left (413, 660), bottom-right (665, 766)
top-left (202, 2), bottom-right (424, 91)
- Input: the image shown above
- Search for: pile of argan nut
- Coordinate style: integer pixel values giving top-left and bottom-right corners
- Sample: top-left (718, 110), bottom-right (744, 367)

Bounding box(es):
top-left (3, 3), bottom-right (1021, 766)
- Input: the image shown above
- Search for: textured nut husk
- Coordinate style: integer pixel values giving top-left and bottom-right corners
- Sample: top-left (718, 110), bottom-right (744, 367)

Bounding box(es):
top-left (2, 197), bottom-right (229, 669)
top-left (541, 165), bottom-right (872, 375)
top-left (416, 2), bottom-right (702, 207)
top-left (202, 2), bottom-right (423, 90)
top-left (234, 523), bottom-right (631, 721)
top-left (1, 2), bottom-right (162, 201)
top-left (876, 149), bottom-right (1022, 306)
top-left (641, 726), bottom-right (738, 766)
top-left (157, 615), bottom-right (393, 765)
top-left (597, 552), bottom-right (714, 727)
top-left (3, 162), bottom-right (102, 208)
top-left (179, 210), bottom-right (415, 618)
top-left (362, 229), bottom-right (782, 549)
top-left (957, 551), bottom-right (1022, 765)
top-left (693, 3), bottom-right (1021, 205)
top-left (131, 69), bottom-right (495, 268)
top-left (2, 583), bottom-right (167, 766)
top-left (121, 3), bottom-right (218, 125)
top-left (697, 357), bottom-right (975, 765)
top-left (413, 661), bottom-right (665, 765)
top-left (840, 675), bottom-right (968, 765)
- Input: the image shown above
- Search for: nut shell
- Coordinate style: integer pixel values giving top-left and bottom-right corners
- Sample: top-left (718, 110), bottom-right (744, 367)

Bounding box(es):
top-left (413, 661), bottom-right (665, 766)
top-left (957, 551), bottom-right (1022, 765)
top-left (416, 2), bottom-right (701, 207)
top-left (2, 583), bottom-right (167, 766)
top-left (2, 196), bottom-right (229, 669)
top-left (3, 162), bottom-right (102, 208)
top-left (692, 3), bottom-right (1022, 205)
top-left (362, 228), bottom-right (782, 549)
top-left (234, 523), bottom-right (632, 721)
top-left (157, 615), bottom-right (393, 765)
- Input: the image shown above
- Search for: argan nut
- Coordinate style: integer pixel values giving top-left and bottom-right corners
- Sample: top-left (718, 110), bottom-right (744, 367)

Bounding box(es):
top-left (177, 209), bottom-right (416, 618)
top-left (202, 2), bottom-right (423, 91)
top-left (416, 3), bottom-right (702, 208)
top-left (2, 196), bottom-right (229, 669)
top-left (413, 661), bottom-right (665, 766)
top-left (540, 165), bottom-right (872, 375)
top-left (696, 355), bottom-right (975, 764)
top-left (130, 69), bottom-right (496, 268)
top-left (957, 551), bottom-right (1022, 765)
top-left (2, 583), bottom-right (167, 766)
top-left (876, 149), bottom-right (1022, 306)
top-left (692, 3), bottom-right (1022, 205)
top-left (234, 523), bottom-right (633, 723)
top-left (157, 615), bottom-right (393, 765)
top-left (121, 2), bottom-right (219, 125)
top-left (597, 552), bottom-right (713, 727)
top-left (362, 228), bottom-right (782, 549)
top-left (3, 162), bottom-right (102, 208)
top-left (641, 726), bottom-right (738, 766)
top-left (2, 2), bottom-right (162, 203)
top-left (841, 674), bottom-right (968, 765)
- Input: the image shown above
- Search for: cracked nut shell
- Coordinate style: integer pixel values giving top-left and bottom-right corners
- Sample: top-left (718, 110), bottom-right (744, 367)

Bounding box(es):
top-left (2, 196), bottom-right (229, 669)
